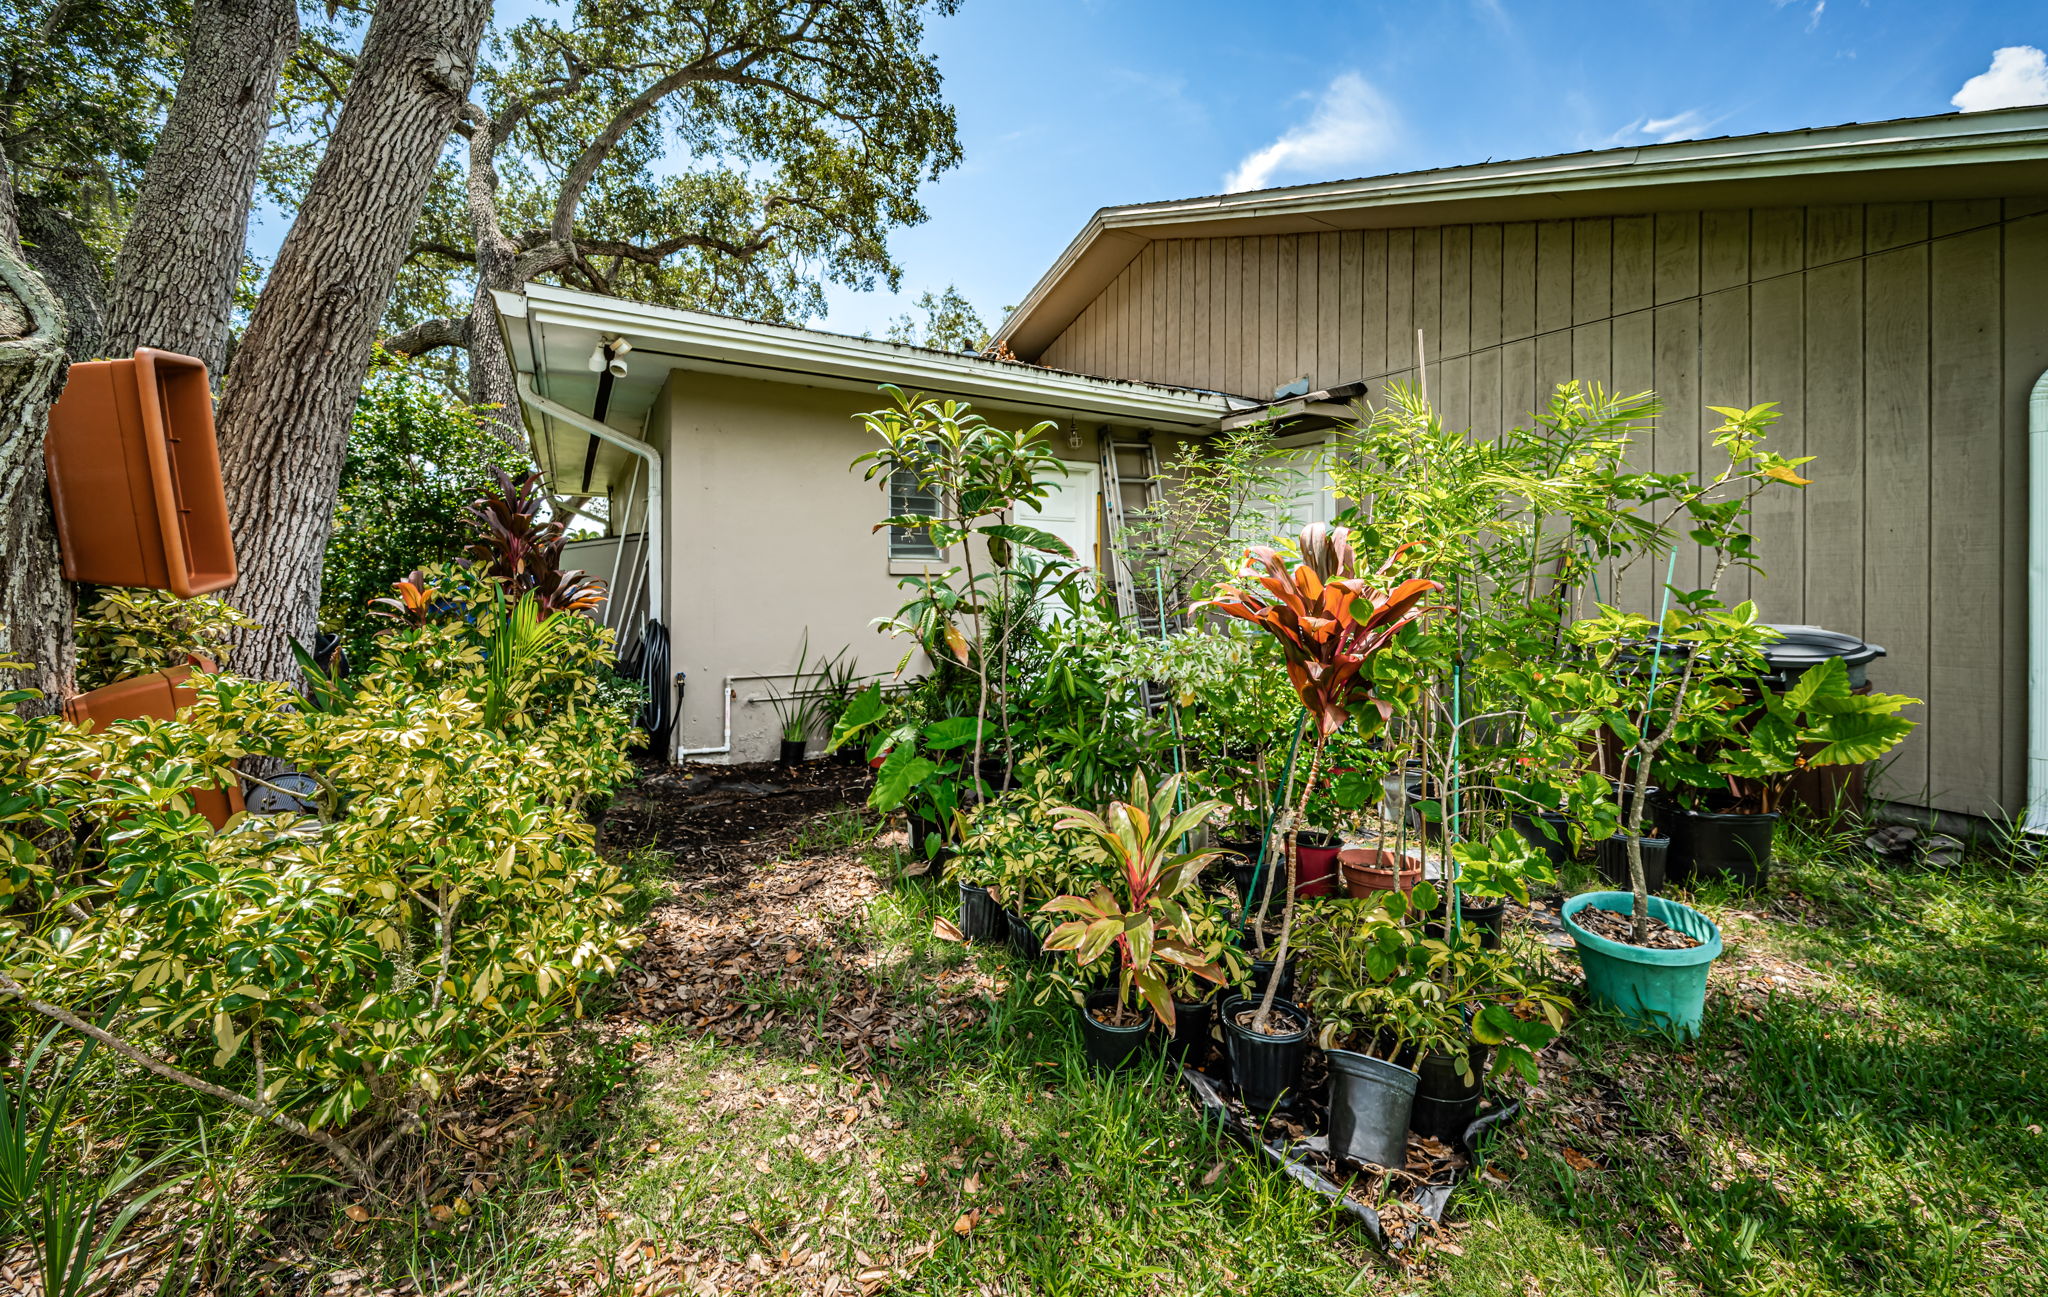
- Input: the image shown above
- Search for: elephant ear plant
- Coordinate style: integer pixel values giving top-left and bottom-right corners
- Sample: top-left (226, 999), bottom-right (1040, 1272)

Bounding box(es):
top-left (1040, 771), bottom-right (1228, 1028)
top-left (1199, 523), bottom-right (1439, 1032)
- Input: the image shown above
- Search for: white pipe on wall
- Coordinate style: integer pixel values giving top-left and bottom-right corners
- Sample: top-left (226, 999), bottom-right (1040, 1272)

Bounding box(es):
top-left (677, 673), bottom-right (797, 759)
top-left (2027, 369), bottom-right (2048, 835)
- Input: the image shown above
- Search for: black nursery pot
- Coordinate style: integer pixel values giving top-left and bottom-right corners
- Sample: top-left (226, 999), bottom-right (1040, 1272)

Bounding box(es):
top-left (1425, 896), bottom-right (1507, 949)
top-left (1221, 995), bottom-right (1308, 1112)
top-left (1168, 997), bottom-right (1214, 1062)
top-left (913, 811), bottom-right (950, 868)
top-left (1216, 829), bottom-right (1265, 861)
top-left (779, 737), bottom-right (808, 767)
top-left (1597, 834), bottom-right (1669, 895)
top-left (1611, 782), bottom-right (1666, 836)
top-left (1246, 954), bottom-right (1296, 1003)
top-left (1004, 907), bottom-right (1048, 962)
top-left (957, 881), bottom-right (1006, 942)
top-left (1080, 988), bottom-right (1154, 1071)
top-left (1511, 811), bottom-right (1576, 866)
top-left (1683, 810), bottom-right (1778, 888)
top-left (1409, 1044), bottom-right (1490, 1145)
top-left (1231, 855), bottom-right (1281, 910)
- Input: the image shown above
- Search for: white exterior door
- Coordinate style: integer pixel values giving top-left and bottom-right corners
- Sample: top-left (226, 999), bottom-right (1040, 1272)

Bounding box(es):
top-left (1014, 462), bottom-right (1100, 596)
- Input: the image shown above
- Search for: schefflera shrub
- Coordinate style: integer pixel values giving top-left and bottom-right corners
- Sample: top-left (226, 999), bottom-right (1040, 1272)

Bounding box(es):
top-left (0, 599), bottom-right (641, 1184)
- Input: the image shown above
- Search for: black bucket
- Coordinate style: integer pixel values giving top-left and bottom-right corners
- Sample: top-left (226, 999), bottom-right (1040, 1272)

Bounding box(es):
top-left (1683, 810), bottom-right (1777, 887)
top-left (1597, 834), bottom-right (1669, 895)
top-left (1221, 995), bottom-right (1308, 1113)
top-left (779, 737), bottom-right (807, 767)
top-left (1409, 1045), bottom-right (1488, 1144)
top-left (1079, 988), bottom-right (1153, 1071)
top-left (957, 881), bottom-right (1006, 942)
top-left (1327, 1048), bottom-right (1420, 1168)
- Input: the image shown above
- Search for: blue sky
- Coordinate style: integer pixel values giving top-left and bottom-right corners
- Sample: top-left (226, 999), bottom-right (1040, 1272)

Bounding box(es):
top-left (821, 0), bottom-right (2048, 338)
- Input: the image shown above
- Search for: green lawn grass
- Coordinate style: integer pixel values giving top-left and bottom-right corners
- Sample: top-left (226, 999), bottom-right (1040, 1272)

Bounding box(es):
top-left (19, 817), bottom-right (2047, 1296)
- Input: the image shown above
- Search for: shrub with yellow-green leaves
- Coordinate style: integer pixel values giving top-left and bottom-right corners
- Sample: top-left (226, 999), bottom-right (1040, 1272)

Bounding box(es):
top-left (73, 587), bottom-right (261, 690)
top-left (0, 601), bottom-right (643, 1186)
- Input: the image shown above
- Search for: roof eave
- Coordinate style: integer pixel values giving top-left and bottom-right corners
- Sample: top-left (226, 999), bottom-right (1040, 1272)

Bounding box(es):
top-left (996, 106), bottom-right (2048, 359)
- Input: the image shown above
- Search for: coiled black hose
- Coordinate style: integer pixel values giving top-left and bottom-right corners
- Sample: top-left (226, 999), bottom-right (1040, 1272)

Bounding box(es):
top-left (627, 618), bottom-right (673, 756)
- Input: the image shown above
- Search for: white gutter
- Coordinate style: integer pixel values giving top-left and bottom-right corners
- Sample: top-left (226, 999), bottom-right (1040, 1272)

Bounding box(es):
top-left (514, 375), bottom-right (664, 641)
top-left (2028, 369), bottom-right (2048, 835)
top-left (515, 283), bottom-right (1238, 423)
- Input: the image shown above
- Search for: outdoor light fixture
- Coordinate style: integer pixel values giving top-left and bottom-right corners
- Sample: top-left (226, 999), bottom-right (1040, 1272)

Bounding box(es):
top-left (586, 342), bottom-right (607, 372)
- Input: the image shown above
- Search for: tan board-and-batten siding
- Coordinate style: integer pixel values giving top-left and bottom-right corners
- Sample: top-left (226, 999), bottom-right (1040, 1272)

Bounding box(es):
top-left (1035, 201), bottom-right (2048, 821)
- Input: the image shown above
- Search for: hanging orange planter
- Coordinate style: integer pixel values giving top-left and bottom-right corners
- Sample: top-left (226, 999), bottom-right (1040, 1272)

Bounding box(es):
top-left (44, 348), bottom-right (237, 597)
top-left (63, 661), bottom-right (245, 829)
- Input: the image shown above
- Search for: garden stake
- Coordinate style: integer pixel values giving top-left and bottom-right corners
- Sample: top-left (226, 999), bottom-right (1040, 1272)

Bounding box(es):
top-left (1155, 562), bottom-right (1191, 850)
top-left (1243, 710), bottom-right (1309, 935)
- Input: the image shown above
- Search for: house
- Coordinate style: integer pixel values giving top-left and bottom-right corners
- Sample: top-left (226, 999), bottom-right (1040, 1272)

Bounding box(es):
top-left (495, 104), bottom-right (2048, 829)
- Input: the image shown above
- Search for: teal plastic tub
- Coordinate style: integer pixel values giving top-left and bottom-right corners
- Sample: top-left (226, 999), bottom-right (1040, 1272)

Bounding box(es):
top-left (1561, 891), bottom-right (1722, 1037)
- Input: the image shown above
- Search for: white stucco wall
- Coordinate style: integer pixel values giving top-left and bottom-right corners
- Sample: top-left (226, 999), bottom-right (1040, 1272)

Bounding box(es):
top-left (656, 369), bottom-right (1152, 763)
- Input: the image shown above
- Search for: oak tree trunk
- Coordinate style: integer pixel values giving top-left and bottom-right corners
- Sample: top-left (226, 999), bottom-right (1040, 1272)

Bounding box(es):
top-left (0, 165), bottom-right (75, 715)
top-left (215, 0), bottom-right (492, 683)
top-left (16, 194), bottom-right (106, 361)
top-left (463, 114), bottom-right (531, 454)
top-left (103, 0), bottom-right (299, 378)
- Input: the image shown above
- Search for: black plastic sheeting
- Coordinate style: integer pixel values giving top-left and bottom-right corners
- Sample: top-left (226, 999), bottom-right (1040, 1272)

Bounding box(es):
top-left (1175, 1064), bottom-right (1520, 1253)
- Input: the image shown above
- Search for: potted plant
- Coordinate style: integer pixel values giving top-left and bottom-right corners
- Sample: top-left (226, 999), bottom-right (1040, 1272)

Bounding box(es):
top-left (1660, 653), bottom-right (1916, 887)
top-left (1198, 522), bottom-right (1439, 1059)
top-left (828, 683), bottom-right (990, 868)
top-left (960, 767), bottom-right (1088, 960)
top-left (1560, 403), bottom-right (1834, 1035)
top-left (855, 388), bottom-right (1076, 805)
top-left (763, 635), bottom-right (849, 767)
top-left (1164, 889), bottom-right (1250, 1063)
top-left (1300, 884), bottom-right (1563, 1163)
top-left (1040, 771), bottom-right (1227, 1071)
top-left (1429, 828), bottom-right (1555, 949)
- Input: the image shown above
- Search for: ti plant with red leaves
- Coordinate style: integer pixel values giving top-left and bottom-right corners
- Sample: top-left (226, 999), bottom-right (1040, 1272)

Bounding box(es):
top-left (465, 469), bottom-right (608, 616)
top-left (1039, 771), bottom-right (1229, 1028)
top-left (1199, 523), bottom-right (1440, 1030)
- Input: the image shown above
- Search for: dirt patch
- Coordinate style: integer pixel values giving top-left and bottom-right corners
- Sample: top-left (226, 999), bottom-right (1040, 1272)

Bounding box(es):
top-left (604, 759), bottom-right (993, 1071)
top-left (601, 755), bottom-right (873, 865)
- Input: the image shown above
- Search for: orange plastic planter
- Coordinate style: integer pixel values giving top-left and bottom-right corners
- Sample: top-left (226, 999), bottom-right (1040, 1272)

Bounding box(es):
top-left (64, 662), bottom-right (244, 829)
top-left (44, 348), bottom-right (237, 597)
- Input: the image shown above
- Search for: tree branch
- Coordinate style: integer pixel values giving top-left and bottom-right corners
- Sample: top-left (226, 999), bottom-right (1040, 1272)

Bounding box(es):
top-left (0, 974), bottom-right (381, 1188)
top-left (380, 315), bottom-right (469, 357)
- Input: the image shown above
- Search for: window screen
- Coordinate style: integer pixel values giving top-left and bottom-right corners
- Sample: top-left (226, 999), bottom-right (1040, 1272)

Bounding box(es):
top-left (888, 467), bottom-right (943, 559)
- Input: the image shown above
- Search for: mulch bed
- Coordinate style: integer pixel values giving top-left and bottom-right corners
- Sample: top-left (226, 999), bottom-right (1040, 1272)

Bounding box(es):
top-left (1573, 905), bottom-right (1703, 950)
top-left (603, 758), bottom-right (993, 1069)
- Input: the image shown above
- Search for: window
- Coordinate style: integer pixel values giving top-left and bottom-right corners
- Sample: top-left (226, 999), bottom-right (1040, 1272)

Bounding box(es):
top-left (888, 466), bottom-right (943, 560)
top-left (1235, 442), bottom-right (1336, 543)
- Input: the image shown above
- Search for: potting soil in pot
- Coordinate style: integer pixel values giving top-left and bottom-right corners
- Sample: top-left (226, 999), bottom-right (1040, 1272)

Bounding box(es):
top-left (1573, 904), bottom-right (1703, 950)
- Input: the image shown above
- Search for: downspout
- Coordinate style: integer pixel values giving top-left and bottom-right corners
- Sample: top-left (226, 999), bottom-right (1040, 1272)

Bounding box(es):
top-left (514, 375), bottom-right (663, 637)
top-left (2028, 369), bottom-right (2048, 835)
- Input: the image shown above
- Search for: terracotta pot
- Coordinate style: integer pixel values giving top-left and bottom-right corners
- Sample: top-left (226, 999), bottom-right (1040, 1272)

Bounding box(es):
top-left (44, 349), bottom-right (237, 597)
top-left (1338, 844), bottom-right (1423, 898)
top-left (64, 662), bottom-right (243, 829)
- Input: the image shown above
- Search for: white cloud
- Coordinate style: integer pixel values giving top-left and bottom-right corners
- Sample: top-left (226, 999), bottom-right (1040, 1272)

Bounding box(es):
top-left (1952, 46), bottom-right (2048, 112)
top-left (1600, 108), bottom-right (1719, 148)
top-left (1224, 72), bottom-right (1397, 194)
